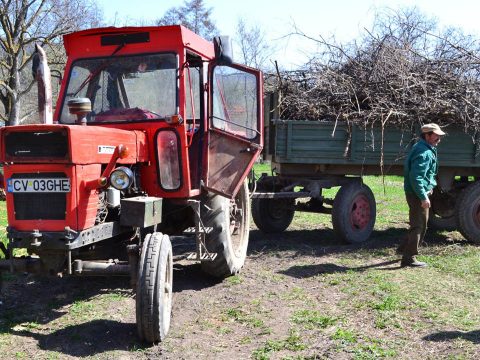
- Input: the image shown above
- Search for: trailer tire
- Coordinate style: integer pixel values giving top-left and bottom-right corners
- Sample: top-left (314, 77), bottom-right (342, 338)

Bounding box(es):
top-left (332, 182), bottom-right (376, 243)
top-left (136, 232), bottom-right (173, 343)
top-left (455, 181), bottom-right (480, 244)
top-left (251, 198), bottom-right (295, 233)
top-left (428, 188), bottom-right (457, 231)
top-left (200, 179), bottom-right (250, 277)
top-left (428, 211), bottom-right (456, 231)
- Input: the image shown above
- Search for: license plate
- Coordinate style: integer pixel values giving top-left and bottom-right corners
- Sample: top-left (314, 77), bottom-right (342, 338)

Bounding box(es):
top-left (7, 178), bottom-right (71, 193)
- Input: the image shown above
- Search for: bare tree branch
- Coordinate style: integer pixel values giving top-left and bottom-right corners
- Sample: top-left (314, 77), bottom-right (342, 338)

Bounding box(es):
top-left (0, 0), bottom-right (103, 125)
top-left (269, 7), bottom-right (480, 138)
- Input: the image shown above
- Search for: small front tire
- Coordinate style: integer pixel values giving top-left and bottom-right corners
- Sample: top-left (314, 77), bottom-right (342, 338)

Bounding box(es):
top-left (136, 232), bottom-right (173, 343)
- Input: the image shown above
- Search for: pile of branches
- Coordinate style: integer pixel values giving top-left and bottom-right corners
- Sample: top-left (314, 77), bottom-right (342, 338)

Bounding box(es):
top-left (269, 8), bottom-right (480, 135)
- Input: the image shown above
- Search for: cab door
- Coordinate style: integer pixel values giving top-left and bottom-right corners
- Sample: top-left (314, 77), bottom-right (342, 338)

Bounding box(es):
top-left (204, 63), bottom-right (263, 198)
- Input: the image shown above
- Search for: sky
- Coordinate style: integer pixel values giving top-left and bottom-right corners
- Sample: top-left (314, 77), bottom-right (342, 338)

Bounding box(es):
top-left (96, 0), bottom-right (480, 69)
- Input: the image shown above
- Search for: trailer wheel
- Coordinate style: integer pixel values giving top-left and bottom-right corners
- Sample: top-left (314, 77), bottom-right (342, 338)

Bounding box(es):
top-left (332, 182), bottom-right (376, 243)
top-left (201, 179), bottom-right (250, 277)
top-left (429, 211), bottom-right (456, 231)
top-left (136, 232), bottom-right (173, 343)
top-left (252, 198), bottom-right (295, 233)
top-left (428, 188), bottom-right (457, 231)
top-left (455, 181), bottom-right (480, 244)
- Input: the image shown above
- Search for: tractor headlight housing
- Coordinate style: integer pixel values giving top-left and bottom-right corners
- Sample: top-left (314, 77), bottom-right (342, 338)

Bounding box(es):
top-left (110, 166), bottom-right (134, 190)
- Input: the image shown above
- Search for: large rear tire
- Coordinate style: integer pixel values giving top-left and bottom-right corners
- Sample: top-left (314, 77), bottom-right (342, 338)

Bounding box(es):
top-left (200, 180), bottom-right (250, 277)
top-left (332, 181), bottom-right (376, 243)
top-left (455, 181), bottom-right (480, 244)
top-left (251, 197), bottom-right (295, 233)
top-left (136, 232), bottom-right (173, 343)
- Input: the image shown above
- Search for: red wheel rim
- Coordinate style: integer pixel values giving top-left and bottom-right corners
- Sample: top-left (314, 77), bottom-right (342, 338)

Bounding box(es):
top-left (350, 194), bottom-right (371, 230)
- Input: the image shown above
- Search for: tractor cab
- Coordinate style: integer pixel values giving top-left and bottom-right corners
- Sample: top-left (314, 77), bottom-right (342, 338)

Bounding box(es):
top-left (56, 25), bottom-right (263, 199)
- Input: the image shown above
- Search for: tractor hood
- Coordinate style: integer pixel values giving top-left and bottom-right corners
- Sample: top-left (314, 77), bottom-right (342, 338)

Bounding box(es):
top-left (0, 124), bottom-right (148, 164)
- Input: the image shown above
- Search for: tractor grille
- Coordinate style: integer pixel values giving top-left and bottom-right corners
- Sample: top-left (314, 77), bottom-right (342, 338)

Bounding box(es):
top-left (5, 130), bottom-right (68, 160)
top-left (12, 173), bottom-right (67, 220)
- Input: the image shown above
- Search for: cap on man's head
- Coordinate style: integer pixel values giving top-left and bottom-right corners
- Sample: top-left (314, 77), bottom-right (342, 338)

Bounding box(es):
top-left (421, 123), bottom-right (446, 136)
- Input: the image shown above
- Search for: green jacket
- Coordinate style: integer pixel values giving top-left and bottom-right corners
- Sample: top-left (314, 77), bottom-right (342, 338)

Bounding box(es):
top-left (403, 139), bottom-right (438, 201)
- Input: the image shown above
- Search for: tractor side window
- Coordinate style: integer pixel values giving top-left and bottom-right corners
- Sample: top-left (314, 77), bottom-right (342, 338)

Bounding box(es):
top-left (212, 65), bottom-right (258, 139)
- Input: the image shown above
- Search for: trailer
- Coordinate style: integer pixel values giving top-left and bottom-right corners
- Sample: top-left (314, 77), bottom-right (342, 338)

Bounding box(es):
top-left (252, 93), bottom-right (480, 243)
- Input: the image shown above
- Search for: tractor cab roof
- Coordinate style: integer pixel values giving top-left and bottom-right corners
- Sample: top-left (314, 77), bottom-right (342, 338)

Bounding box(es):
top-left (63, 25), bottom-right (215, 60)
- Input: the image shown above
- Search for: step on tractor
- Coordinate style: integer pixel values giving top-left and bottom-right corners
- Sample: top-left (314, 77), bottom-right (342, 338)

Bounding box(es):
top-left (0, 25), bottom-right (263, 343)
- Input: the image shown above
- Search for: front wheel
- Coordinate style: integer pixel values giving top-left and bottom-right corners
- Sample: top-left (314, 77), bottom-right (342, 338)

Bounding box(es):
top-left (455, 181), bottom-right (480, 244)
top-left (332, 181), bottom-right (376, 243)
top-left (200, 180), bottom-right (250, 277)
top-left (136, 232), bottom-right (173, 343)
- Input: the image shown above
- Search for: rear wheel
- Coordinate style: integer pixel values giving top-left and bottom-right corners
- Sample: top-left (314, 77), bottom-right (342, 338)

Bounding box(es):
top-left (332, 181), bottom-right (376, 243)
top-left (252, 197), bottom-right (295, 233)
top-left (200, 180), bottom-right (250, 277)
top-left (455, 181), bottom-right (480, 244)
top-left (136, 232), bottom-right (173, 343)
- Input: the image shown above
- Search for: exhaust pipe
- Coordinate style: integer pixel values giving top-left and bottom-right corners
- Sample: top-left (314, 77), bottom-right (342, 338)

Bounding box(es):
top-left (32, 44), bottom-right (53, 124)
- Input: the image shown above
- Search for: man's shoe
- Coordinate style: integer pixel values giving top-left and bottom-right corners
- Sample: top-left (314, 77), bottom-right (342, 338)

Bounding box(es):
top-left (401, 259), bottom-right (427, 268)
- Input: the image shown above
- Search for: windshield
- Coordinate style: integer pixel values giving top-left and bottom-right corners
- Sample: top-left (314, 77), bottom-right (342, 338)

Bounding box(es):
top-left (59, 53), bottom-right (177, 123)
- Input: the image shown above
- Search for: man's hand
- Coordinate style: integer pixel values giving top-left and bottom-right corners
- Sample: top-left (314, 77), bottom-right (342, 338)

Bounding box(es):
top-left (421, 198), bottom-right (431, 209)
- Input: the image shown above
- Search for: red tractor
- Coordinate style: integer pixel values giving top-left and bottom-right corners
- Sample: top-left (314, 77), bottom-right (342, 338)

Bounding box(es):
top-left (0, 25), bottom-right (263, 343)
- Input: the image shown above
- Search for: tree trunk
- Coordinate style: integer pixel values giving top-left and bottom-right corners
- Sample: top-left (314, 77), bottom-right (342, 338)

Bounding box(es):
top-left (7, 55), bottom-right (21, 126)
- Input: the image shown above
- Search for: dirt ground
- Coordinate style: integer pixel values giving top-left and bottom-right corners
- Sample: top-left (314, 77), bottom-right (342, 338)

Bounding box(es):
top-left (0, 222), bottom-right (479, 359)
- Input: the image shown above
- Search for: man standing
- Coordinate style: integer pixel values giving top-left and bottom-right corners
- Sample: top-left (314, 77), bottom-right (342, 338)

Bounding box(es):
top-left (401, 123), bottom-right (446, 267)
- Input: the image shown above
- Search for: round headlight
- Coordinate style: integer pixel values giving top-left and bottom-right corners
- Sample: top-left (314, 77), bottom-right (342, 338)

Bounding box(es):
top-left (110, 166), bottom-right (134, 190)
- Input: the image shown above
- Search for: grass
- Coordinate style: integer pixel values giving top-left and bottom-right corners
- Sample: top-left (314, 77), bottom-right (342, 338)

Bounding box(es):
top-left (290, 309), bottom-right (336, 329)
top-left (223, 306), bottom-right (266, 329)
top-left (246, 164), bottom-right (479, 358)
top-left (252, 329), bottom-right (306, 360)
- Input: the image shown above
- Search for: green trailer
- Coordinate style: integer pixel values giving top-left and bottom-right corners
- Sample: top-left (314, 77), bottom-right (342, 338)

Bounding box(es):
top-left (252, 95), bottom-right (480, 243)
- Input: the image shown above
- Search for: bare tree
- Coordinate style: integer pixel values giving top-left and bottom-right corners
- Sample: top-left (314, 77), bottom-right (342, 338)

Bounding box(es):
top-left (0, 0), bottom-right (103, 126)
top-left (156, 0), bottom-right (217, 40)
top-left (235, 17), bottom-right (275, 71)
top-left (274, 6), bottom-right (480, 137)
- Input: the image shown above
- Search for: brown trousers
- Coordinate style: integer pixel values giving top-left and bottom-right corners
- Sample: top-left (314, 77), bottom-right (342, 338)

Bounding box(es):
top-left (402, 193), bottom-right (429, 259)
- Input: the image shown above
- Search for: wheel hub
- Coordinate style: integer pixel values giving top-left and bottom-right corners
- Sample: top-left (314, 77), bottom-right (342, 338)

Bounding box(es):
top-left (230, 199), bottom-right (242, 235)
top-left (350, 195), bottom-right (371, 230)
top-left (229, 190), bottom-right (247, 257)
top-left (268, 199), bottom-right (292, 219)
